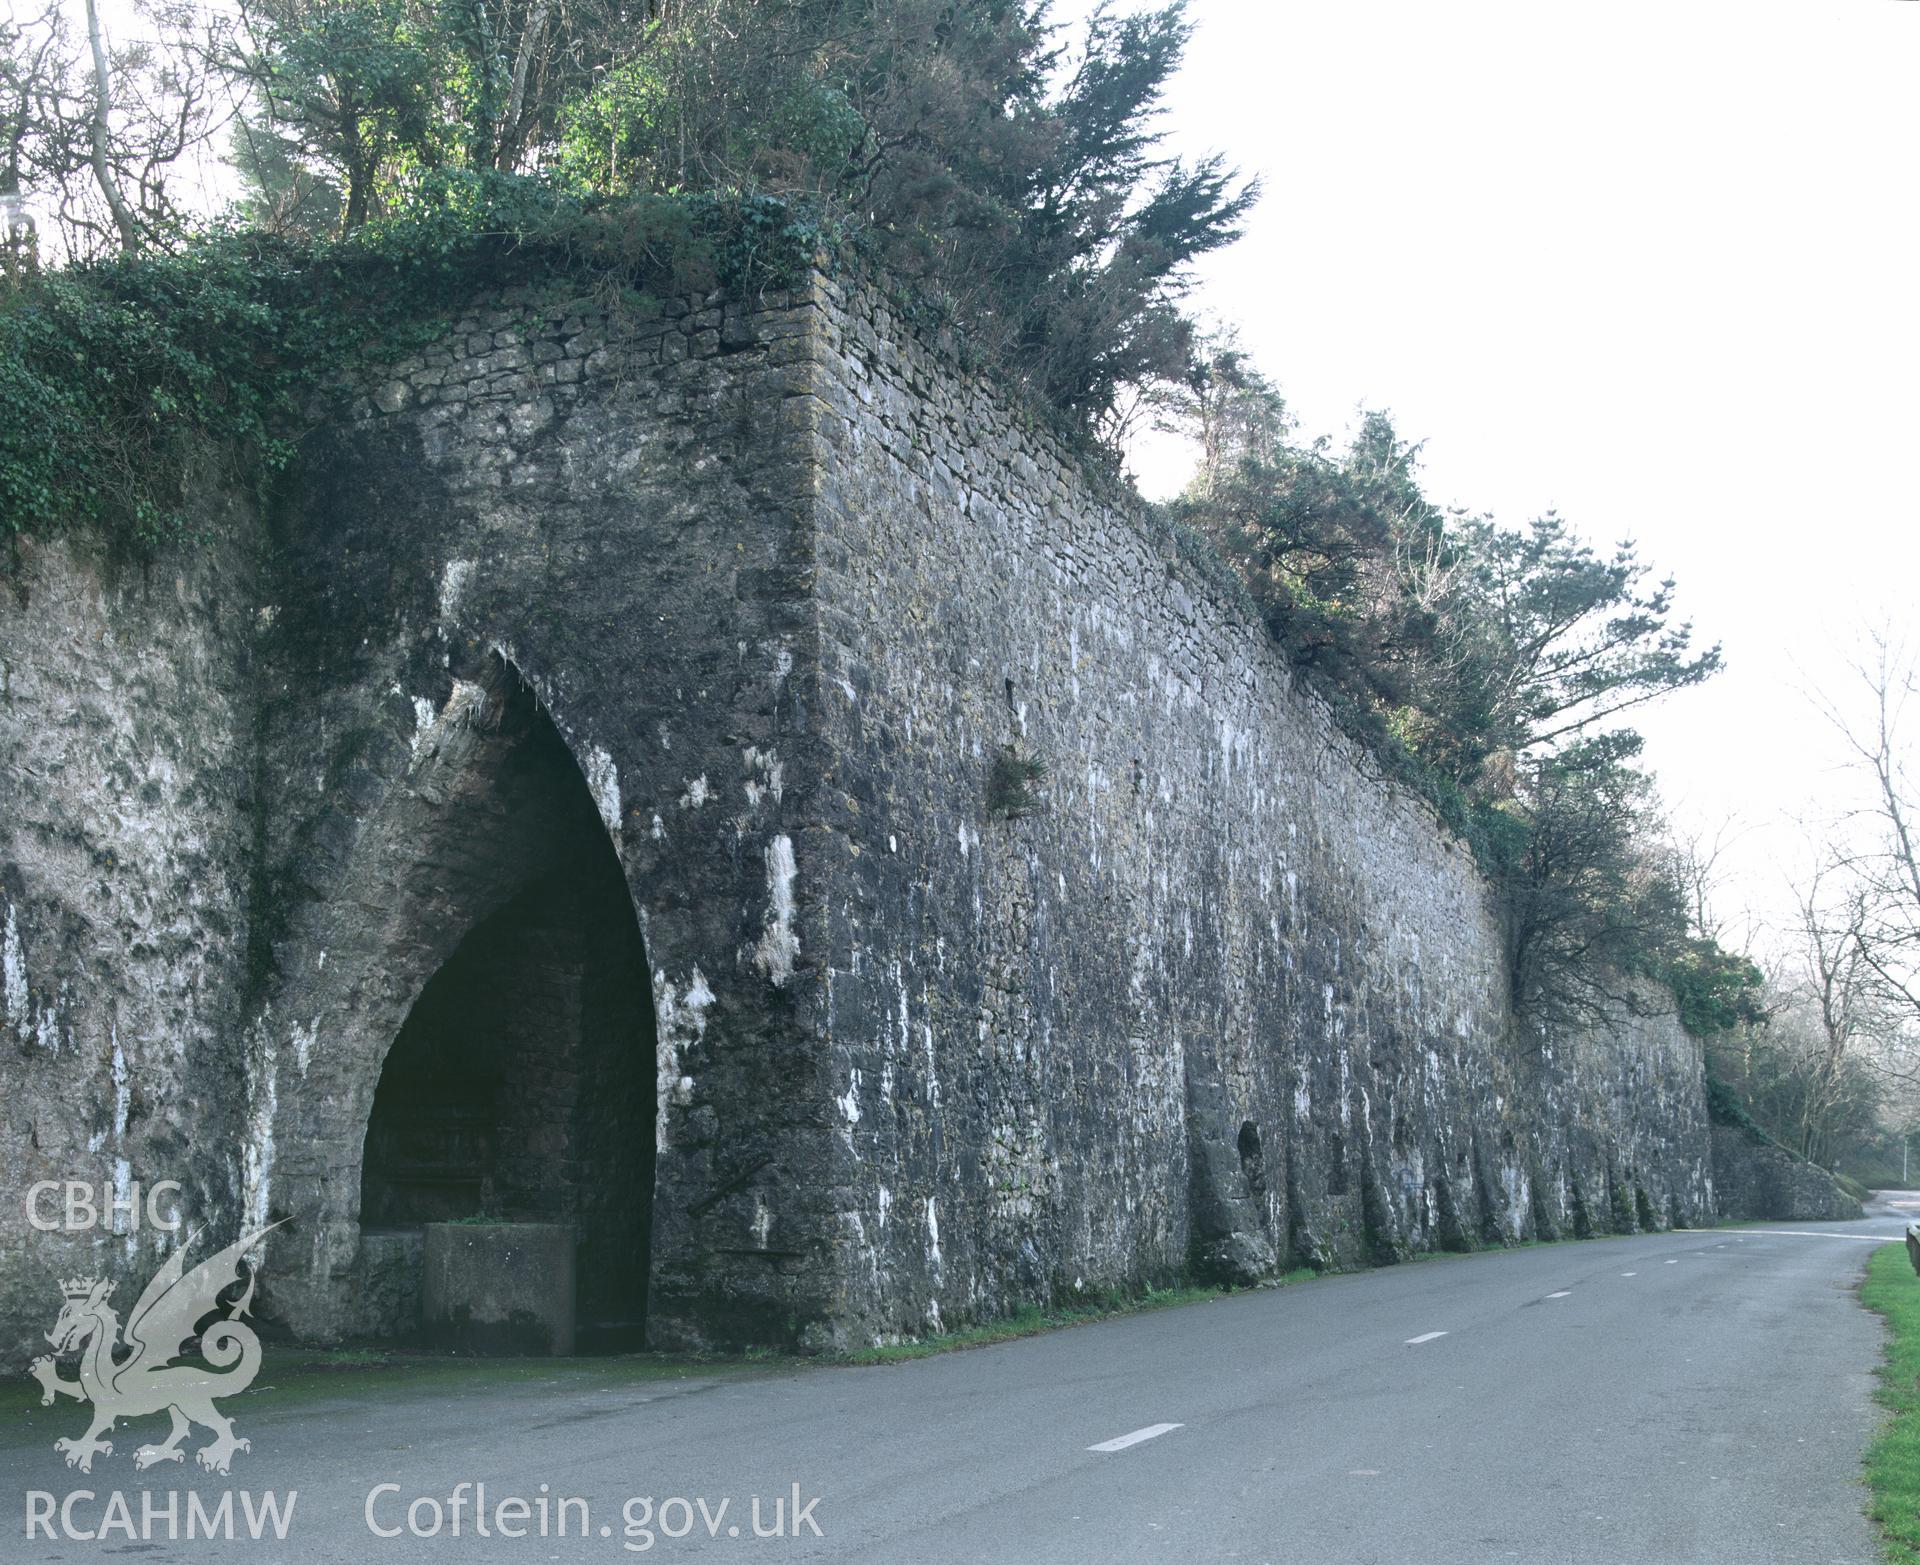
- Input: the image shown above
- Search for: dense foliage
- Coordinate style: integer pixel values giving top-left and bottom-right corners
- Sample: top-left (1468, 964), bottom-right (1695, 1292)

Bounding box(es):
top-left (4, 0), bottom-right (1249, 544)
top-left (1163, 344), bottom-right (1743, 1028)
top-left (6, 0), bottom-right (1247, 413)
top-left (226, 0), bottom-right (1255, 417)
top-left (1708, 1017), bottom-right (1887, 1172)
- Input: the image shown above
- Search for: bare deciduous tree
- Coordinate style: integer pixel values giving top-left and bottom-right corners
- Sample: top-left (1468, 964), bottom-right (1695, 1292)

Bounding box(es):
top-left (1815, 633), bottom-right (1920, 1028)
top-left (80, 0), bottom-right (140, 249)
top-left (1786, 863), bottom-right (1884, 1161)
top-left (0, 0), bottom-right (237, 262)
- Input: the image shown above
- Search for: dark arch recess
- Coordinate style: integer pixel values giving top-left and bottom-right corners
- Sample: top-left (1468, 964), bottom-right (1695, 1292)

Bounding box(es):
top-left (358, 664), bottom-right (658, 1349)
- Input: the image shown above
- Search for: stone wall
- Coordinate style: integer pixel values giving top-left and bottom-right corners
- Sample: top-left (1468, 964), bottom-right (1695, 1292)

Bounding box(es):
top-left (796, 278), bottom-right (1714, 1345)
top-left (1711, 1124), bottom-right (1861, 1223)
top-left (0, 493), bottom-right (263, 1367)
top-left (0, 270), bottom-right (1723, 1361)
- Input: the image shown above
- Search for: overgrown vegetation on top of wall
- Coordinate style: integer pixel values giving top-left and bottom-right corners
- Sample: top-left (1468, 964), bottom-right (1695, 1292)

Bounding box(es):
top-left (3, 0), bottom-right (1247, 552)
top-left (0, 181), bottom-right (829, 553)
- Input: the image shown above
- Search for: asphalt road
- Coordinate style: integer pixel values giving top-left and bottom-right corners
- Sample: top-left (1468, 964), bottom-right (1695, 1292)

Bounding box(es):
top-left (3, 1201), bottom-right (1909, 1564)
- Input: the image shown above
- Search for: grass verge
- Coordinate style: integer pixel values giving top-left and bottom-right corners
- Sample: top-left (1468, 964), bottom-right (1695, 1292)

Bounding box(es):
top-left (1861, 1241), bottom-right (1920, 1561)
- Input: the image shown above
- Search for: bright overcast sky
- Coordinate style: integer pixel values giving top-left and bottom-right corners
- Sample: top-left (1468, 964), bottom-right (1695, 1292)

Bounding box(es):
top-left (1117, 0), bottom-right (1920, 943)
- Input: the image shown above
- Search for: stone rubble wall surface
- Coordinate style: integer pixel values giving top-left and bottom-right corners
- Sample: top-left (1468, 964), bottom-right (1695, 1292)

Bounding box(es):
top-left (1710, 1124), bottom-right (1860, 1224)
top-left (0, 491), bottom-right (263, 1362)
top-left (797, 277), bottom-right (1715, 1345)
top-left (0, 271), bottom-right (1737, 1361)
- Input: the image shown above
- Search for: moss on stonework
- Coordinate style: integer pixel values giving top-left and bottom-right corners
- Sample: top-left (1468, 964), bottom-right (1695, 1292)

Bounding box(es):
top-left (1608, 1177), bottom-right (1636, 1234)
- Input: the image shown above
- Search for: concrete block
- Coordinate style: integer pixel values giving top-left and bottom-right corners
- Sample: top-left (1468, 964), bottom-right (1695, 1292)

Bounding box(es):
top-left (422, 1223), bottom-right (577, 1355)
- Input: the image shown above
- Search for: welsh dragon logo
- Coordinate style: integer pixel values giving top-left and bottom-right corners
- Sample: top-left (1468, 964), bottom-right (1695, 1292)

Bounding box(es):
top-left (29, 1222), bottom-right (283, 1475)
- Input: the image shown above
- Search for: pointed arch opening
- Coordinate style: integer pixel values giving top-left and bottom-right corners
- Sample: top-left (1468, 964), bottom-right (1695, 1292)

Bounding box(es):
top-left (356, 663), bottom-right (657, 1351)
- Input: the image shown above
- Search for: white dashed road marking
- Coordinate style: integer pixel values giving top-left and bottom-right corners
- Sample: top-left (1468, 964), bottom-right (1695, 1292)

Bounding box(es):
top-left (1089, 1424), bottom-right (1184, 1453)
top-left (1405, 1331), bottom-right (1448, 1345)
top-left (1546, 1291), bottom-right (1571, 1299)
top-left (1621, 1272), bottom-right (1637, 1277)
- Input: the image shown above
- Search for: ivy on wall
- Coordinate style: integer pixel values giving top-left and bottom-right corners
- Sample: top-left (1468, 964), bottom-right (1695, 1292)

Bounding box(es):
top-left (0, 180), bottom-right (830, 557)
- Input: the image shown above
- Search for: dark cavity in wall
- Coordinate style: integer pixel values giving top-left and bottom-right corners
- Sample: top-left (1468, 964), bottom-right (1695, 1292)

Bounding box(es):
top-left (359, 686), bottom-right (658, 1352)
top-left (1237, 1121), bottom-right (1266, 1202)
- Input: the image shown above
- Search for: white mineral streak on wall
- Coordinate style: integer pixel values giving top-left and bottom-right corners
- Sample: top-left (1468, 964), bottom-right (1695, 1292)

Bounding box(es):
top-left (584, 747), bottom-right (623, 843)
top-left (2, 899), bottom-right (62, 1053)
top-left (2, 901), bottom-right (28, 1045)
top-left (754, 835), bottom-right (800, 985)
top-left (744, 746), bottom-right (784, 806)
top-left (437, 558), bottom-right (475, 626)
top-left (241, 1022), bottom-right (279, 1235)
top-left (291, 1018), bottom-right (319, 1076)
top-left (654, 968), bottom-right (714, 1152)
top-left (409, 697), bottom-right (436, 755)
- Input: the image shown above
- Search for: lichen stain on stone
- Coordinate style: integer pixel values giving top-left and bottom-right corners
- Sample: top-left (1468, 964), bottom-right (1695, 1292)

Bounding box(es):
top-left (437, 558), bottom-right (476, 626)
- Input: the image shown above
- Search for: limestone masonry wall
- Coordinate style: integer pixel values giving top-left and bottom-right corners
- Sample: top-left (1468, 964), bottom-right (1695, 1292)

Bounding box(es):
top-left (798, 279), bottom-right (1715, 1344)
top-left (0, 270), bottom-right (1746, 1362)
top-left (0, 493), bottom-right (263, 1366)
top-left (1710, 1125), bottom-right (1860, 1224)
